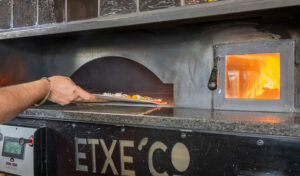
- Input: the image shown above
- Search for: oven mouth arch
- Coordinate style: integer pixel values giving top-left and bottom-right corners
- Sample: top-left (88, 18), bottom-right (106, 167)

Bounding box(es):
top-left (70, 56), bottom-right (174, 104)
top-left (70, 53), bottom-right (172, 84)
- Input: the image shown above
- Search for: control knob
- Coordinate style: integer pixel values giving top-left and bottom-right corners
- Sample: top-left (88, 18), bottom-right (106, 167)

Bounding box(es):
top-left (19, 137), bottom-right (34, 146)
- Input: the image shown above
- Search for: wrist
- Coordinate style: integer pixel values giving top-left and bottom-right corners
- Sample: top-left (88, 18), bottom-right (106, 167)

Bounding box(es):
top-left (41, 77), bottom-right (51, 93)
top-left (35, 77), bottom-right (51, 107)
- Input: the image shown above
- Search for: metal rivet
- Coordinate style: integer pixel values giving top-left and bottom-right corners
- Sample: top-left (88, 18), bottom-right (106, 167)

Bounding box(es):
top-left (257, 139), bottom-right (264, 146)
top-left (181, 133), bottom-right (186, 139)
top-left (208, 82), bottom-right (216, 88)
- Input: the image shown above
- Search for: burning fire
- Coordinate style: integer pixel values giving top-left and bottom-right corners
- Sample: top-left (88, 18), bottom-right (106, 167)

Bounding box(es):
top-left (225, 53), bottom-right (280, 99)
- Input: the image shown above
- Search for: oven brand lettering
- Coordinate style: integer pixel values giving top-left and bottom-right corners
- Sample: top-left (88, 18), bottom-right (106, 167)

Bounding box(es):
top-left (100, 139), bottom-right (118, 175)
top-left (75, 137), bottom-right (88, 172)
top-left (74, 137), bottom-right (190, 175)
top-left (75, 137), bottom-right (135, 175)
top-left (148, 141), bottom-right (168, 176)
top-left (87, 139), bottom-right (99, 173)
top-left (120, 140), bottom-right (135, 176)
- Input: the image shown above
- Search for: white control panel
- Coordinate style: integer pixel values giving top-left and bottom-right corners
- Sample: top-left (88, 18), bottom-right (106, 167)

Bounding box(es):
top-left (0, 125), bottom-right (37, 176)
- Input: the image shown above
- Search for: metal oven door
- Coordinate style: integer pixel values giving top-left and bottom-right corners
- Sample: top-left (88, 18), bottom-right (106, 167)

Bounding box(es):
top-left (213, 40), bottom-right (295, 112)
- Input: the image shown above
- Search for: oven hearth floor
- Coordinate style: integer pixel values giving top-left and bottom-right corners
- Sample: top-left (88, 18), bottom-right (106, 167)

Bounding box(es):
top-left (18, 104), bottom-right (300, 137)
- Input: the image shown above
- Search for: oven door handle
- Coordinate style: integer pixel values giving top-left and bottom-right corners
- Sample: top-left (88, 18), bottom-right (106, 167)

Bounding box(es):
top-left (208, 56), bottom-right (220, 91)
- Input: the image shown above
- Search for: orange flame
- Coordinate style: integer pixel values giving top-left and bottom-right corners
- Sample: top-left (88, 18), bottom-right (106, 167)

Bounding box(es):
top-left (225, 53), bottom-right (280, 99)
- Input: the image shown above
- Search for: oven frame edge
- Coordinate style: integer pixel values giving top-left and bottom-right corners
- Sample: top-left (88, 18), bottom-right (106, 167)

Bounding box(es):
top-left (213, 39), bottom-right (295, 112)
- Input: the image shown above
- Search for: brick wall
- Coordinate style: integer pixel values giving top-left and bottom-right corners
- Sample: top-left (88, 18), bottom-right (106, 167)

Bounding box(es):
top-left (0, 0), bottom-right (219, 30)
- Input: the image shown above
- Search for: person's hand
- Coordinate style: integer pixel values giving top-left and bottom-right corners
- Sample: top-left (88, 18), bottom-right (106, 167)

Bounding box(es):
top-left (48, 76), bottom-right (96, 105)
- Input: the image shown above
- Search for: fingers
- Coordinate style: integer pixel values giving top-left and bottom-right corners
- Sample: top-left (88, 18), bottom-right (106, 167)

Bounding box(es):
top-left (56, 99), bottom-right (70, 106)
top-left (57, 95), bottom-right (78, 105)
top-left (75, 86), bottom-right (96, 101)
top-left (73, 94), bottom-right (85, 102)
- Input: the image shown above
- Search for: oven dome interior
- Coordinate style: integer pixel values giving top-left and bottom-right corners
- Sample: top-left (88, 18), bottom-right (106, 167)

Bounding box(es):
top-left (71, 56), bottom-right (173, 105)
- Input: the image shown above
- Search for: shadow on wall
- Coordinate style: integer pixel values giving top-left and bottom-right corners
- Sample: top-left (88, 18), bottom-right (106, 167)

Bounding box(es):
top-left (0, 56), bottom-right (29, 87)
top-left (0, 38), bottom-right (44, 87)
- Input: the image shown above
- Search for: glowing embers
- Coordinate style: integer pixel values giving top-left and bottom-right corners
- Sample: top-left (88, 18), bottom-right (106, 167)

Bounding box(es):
top-left (225, 53), bottom-right (280, 99)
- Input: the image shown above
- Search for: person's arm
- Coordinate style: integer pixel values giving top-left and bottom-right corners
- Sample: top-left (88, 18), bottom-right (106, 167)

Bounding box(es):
top-left (0, 76), bottom-right (95, 122)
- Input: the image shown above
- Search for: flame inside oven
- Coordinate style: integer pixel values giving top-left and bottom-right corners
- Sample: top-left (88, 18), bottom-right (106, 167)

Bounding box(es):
top-left (71, 57), bottom-right (173, 105)
top-left (225, 53), bottom-right (280, 99)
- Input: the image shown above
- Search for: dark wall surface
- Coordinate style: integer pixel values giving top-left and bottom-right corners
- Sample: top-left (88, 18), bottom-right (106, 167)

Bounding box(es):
top-left (0, 38), bottom-right (43, 86)
top-left (68, 0), bottom-right (98, 21)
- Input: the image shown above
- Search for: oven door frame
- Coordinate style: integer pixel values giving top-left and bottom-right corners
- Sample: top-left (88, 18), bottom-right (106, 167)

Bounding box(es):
top-left (213, 39), bottom-right (295, 112)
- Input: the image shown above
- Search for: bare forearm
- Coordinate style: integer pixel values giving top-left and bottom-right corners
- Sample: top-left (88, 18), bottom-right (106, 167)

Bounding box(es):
top-left (0, 76), bottom-right (95, 122)
top-left (0, 79), bottom-right (49, 122)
